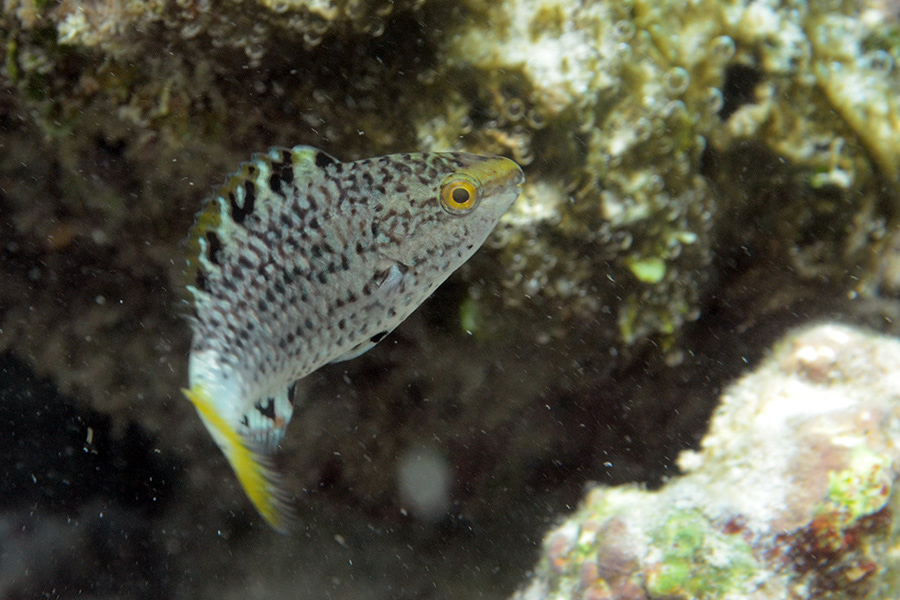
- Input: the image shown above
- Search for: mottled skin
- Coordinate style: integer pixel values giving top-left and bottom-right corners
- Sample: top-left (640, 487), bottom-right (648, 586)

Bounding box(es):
top-left (184, 145), bottom-right (523, 529)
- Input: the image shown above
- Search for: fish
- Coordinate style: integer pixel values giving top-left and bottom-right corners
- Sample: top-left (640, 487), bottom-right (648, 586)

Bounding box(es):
top-left (182, 145), bottom-right (524, 530)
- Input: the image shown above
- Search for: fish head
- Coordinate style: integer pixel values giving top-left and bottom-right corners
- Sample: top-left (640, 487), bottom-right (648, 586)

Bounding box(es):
top-left (184, 349), bottom-right (294, 531)
top-left (433, 153), bottom-right (525, 223)
top-left (379, 153), bottom-right (524, 274)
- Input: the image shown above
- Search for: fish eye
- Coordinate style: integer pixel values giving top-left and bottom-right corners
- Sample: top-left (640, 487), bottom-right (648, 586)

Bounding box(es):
top-left (439, 174), bottom-right (480, 216)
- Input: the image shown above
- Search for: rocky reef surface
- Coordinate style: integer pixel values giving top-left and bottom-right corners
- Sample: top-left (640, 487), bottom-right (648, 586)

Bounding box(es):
top-left (515, 323), bottom-right (900, 600)
top-left (1, 0), bottom-right (899, 597)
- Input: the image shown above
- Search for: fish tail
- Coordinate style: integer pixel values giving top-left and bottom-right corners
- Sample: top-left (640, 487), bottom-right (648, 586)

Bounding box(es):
top-left (183, 386), bottom-right (295, 532)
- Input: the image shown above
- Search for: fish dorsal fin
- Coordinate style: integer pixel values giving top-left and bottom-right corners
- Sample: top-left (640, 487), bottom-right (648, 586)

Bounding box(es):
top-left (184, 145), bottom-right (340, 298)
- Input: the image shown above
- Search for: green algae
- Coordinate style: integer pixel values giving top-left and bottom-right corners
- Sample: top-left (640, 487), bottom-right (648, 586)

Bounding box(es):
top-left (459, 296), bottom-right (480, 336)
top-left (5, 37), bottom-right (17, 83)
top-left (626, 257), bottom-right (667, 284)
top-left (647, 510), bottom-right (759, 599)
top-left (826, 445), bottom-right (892, 523)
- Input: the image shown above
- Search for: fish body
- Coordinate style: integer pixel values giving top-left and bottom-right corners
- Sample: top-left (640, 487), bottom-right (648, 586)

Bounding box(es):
top-left (184, 145), bottom-right (524, 529)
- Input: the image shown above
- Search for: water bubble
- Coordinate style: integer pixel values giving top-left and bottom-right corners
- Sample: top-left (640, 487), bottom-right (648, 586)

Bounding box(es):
top-left (303, 32), bottom-right (323, 47)
top-left (270, 0), bottom-right (290, 13)
top-left (694, 134), bottom-right (707, 153)
top-left (505, 98), bottom-right (525, 121)
top-left (613, 19), bottom-right (636, 41)
top-left (526, 109), bottom-right (546, 130)
top-left (709, 36), bottom-right (735, 63)
top-left (346, 0), bottom-right (366, 20)
top-left (514, 146), bottom-right (534, 166)
top-left (669, 243), bottom-right (682, 259)
top-left (246, 43), bottom-right (266, 63)
top-left (181, 22), bottom-right (203, 39)
top-left (664, 100), bottom-right (688, 119)
top-left (863, 49), bottom-right (893, 74)
top-left (665, 67), bottom-right (690, 95)
top-left (311, 18), bottom-right (330, 35)
top-left (704, 87), bottom-right (724, 115)
top-left (368, 18), bottom-right (385, 37)
top-left (655, 136), bottom-right (674, 154)
top-left (633, 117), bottom-right (652, 140)
top-left (375, 1), bottom-right (394, 17)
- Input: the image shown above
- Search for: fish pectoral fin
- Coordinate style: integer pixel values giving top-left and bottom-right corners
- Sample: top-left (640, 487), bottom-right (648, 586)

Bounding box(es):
top-left (329, 327), bottom-right (396, 363)
top-left (374, 258), bottom-right (409, 294)
top-left (240, 383), bottom-right (297, 454)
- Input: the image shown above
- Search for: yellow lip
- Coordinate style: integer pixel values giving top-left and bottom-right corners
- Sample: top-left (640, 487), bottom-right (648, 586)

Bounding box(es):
top-left (469, 155), bottom-right (525, 190)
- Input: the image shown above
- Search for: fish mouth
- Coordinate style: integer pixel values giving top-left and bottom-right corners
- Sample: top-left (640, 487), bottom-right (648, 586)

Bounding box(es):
top-left (475, 155), bottom-right (525, 199)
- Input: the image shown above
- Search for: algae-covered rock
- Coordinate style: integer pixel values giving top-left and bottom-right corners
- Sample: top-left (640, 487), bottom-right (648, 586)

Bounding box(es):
top-left (514, 323), bottom-right (900, 600)
top-left (440, 0), bottom-right (900, 350)
top-left (4, 0), bottom-right (898, 403)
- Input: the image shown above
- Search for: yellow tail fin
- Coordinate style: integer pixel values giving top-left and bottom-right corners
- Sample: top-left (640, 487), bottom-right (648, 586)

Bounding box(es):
top-left (183, 386), bottom-right (294, 532)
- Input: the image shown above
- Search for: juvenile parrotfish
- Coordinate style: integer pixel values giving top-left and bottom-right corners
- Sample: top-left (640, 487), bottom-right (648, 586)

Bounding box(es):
top-left (183, 145), bottom-right (524, 530)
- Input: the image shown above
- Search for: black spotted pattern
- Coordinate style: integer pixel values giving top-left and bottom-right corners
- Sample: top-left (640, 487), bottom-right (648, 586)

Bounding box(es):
top-left (189, 148), bottom-right (518, 407)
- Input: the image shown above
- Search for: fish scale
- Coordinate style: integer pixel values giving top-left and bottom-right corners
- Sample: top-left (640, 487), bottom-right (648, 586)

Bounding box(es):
top-left (183, 144), bottom-right (524, 530)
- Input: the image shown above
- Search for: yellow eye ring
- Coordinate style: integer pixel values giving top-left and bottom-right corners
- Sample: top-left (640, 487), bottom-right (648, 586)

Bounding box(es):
top-left (439, 175), bottom-right (481, 215)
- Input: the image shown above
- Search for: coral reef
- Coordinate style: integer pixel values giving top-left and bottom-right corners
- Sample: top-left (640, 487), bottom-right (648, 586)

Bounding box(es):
top-left (513, 323), bottom-right (900, 600)
top-left (447, 0), bottom-right (900, 350)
